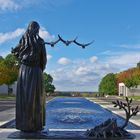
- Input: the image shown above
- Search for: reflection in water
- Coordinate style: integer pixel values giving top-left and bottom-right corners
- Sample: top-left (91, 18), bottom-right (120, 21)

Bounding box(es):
top-left (49, 107), bottom-right (102, 124)
top-left (60, 114), bottom-right (91, 123)
top-left (45, 97), bottom-right (139, 130)
top-left (50, 108), bottom-right (102, 114)
top-left (63, 101), bottom-right (82, 104)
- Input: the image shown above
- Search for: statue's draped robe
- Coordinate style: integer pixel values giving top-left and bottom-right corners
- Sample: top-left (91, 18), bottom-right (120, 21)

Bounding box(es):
top-left (14, 34), bottom-right (47, 132)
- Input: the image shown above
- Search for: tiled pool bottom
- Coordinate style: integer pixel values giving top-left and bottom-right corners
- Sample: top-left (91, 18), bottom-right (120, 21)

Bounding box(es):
top-left (45, 97), bottom-right (140, 130)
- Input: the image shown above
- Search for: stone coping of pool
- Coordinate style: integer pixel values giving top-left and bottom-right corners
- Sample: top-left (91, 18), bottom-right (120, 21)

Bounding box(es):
top-left (86, 97), bottom-right (140, 127)
top-left (0, 129), bottom-right (140, 140)
top-left (0, 100), bottom-right (52, 127)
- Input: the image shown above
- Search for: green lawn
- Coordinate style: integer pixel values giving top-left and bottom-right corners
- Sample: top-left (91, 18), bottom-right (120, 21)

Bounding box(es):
top-left (128, 96), bottom-right (140, 101)
top-left (0, 95), bottom-right (16, 100)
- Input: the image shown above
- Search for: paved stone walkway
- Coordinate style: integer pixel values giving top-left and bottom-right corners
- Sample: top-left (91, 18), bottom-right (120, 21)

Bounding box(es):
top-left (0, 97), bottom-right (53, 127)
top-left (0, 100), bottom-right (15, 112)
top-left (0, 108), bottom-right (15, 126)
top-left (86, 97), bottom-right (140, 127)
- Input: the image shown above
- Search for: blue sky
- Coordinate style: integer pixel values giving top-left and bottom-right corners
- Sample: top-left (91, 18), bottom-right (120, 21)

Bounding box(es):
top-left (0, 0), bottom-right (140, 91)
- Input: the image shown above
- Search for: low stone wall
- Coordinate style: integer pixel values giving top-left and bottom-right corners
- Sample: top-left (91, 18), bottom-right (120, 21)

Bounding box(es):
top-left (128, 88), bottom-right (140, 96)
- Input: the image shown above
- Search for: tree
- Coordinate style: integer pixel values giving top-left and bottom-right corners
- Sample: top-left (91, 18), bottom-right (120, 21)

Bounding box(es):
top-left (137, 61), bottom-right (140, 68)
top-left (99, 73), bottom-right (117, 95)
top-left (4, 54), bottom-right (18, 68)
top-left (116, 66), bottom-right (140, 88)
top-left (4, 54), bottom-right (19, 85)
top-left (124, 77), bottom-right (138, 88)
top-left (0, 56), bottom-right (4, 63)
top-left (43, 73), bottom-right (55, 96)
top-left (0, 54), bottom-right (19, 94)
top-left (102, 61), bottom-right (140, 91)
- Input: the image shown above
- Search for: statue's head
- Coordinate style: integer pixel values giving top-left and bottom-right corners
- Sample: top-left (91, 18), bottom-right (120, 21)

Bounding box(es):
top-left (27, 21), bottom-right (40, 35)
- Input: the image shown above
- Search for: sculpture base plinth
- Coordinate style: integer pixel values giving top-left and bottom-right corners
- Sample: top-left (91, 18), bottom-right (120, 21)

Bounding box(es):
top-left (8, 130), bottom-right (135, 139)
top-left (8, 131), bottom-right (48, 139)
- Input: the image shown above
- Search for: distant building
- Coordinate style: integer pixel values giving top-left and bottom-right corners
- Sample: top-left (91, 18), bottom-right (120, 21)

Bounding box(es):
top-left (0, 82), bottom-right (17, 95)
top-left (119, 82), bottom-right (140, 96)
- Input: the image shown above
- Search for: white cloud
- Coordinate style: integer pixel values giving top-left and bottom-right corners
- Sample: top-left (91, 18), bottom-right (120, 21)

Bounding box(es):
top-left (119, 43), bottom-right (140, 49)
top-left (48, 55), bottom-right (117, 91)
top-left (89, 56), bottom-right (98, 63)
top-left (0, 28), bottom-right (25, 44)
top-left (47, 54), bottom-right (52, 60)
top-left (100, 50), bottom-right (111, 55)
top-left (108, 52), bottom-right (140, 66)
top-left (48, 51), bottom-right (140, 91)
top-left (39, 27), bottom-right (55, 41)
top-left (0, 0), bottom-right (20, 11)
top-left (50, 64), bottom-right (101, 91)
top-left (0, 0), bottom-right (73, 12)
top-left (57, 57), bottom-right (71, 65)
top-left (0, 0), bottom-right (41, 12)
top-left (75, 67), bottom-right (89, 76)
top-left (0, 50), bottom-right (11, 57)
top-left (0, 26), bottom-right (54, 44)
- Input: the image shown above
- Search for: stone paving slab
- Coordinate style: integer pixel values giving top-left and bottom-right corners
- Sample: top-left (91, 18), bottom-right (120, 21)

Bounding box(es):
top-left (0, 100), bottom-right (15, 112)
top-left (86, 97), bottom-right (140, 127)
top-left (0, 108), bottom-right (15, 126)
top-left (0, 100), bottom-right (53, 127)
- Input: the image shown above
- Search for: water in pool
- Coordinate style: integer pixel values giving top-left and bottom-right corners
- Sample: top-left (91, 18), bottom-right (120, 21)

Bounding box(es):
top-left (45, 97), bottom-right (139, 130)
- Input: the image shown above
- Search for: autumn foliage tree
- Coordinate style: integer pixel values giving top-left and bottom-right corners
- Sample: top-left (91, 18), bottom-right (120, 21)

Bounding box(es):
top-left (0, 54), bottom-right (19, 94)
top-left (116, 65), bottom-right (140, 88)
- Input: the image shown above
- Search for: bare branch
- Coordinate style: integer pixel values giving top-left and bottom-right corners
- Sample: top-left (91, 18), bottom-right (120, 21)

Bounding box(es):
top-left (112, 97), bottom-right (139, 129)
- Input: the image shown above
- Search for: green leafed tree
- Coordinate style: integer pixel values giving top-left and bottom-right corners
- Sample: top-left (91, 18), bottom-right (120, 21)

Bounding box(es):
top-left (4, 54), bottom-right (18, 68)
top-left (137, 61), bottom-right (140, 68)
top-left (43, 72), bottom-right (55, 96)
top-left (0, 54), bottom-right (19, 94)
top-left (0, 56), bottom-right (4, 63)
top-left (124, 76), bottom-right (138, 88)
top-left (99, 73), bottom-right (117, 95)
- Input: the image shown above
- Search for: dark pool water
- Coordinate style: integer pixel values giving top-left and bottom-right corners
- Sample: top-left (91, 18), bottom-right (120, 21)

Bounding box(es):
top-left (45, 97), bottom-right (139, 130)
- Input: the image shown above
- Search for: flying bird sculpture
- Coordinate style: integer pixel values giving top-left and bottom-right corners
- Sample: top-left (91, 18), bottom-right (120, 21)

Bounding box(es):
top-left (73, 40), bottom-right (94, 49)
top-left (44, 34), bottom-right (94, 48)
top-left (44, 38), bottom-right (60, 47)
top-left (58, 34), bottom-right (77, 46)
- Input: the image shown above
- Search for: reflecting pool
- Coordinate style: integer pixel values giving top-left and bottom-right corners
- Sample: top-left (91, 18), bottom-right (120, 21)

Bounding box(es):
top-left (45, 97), bottom-right (139, 130)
